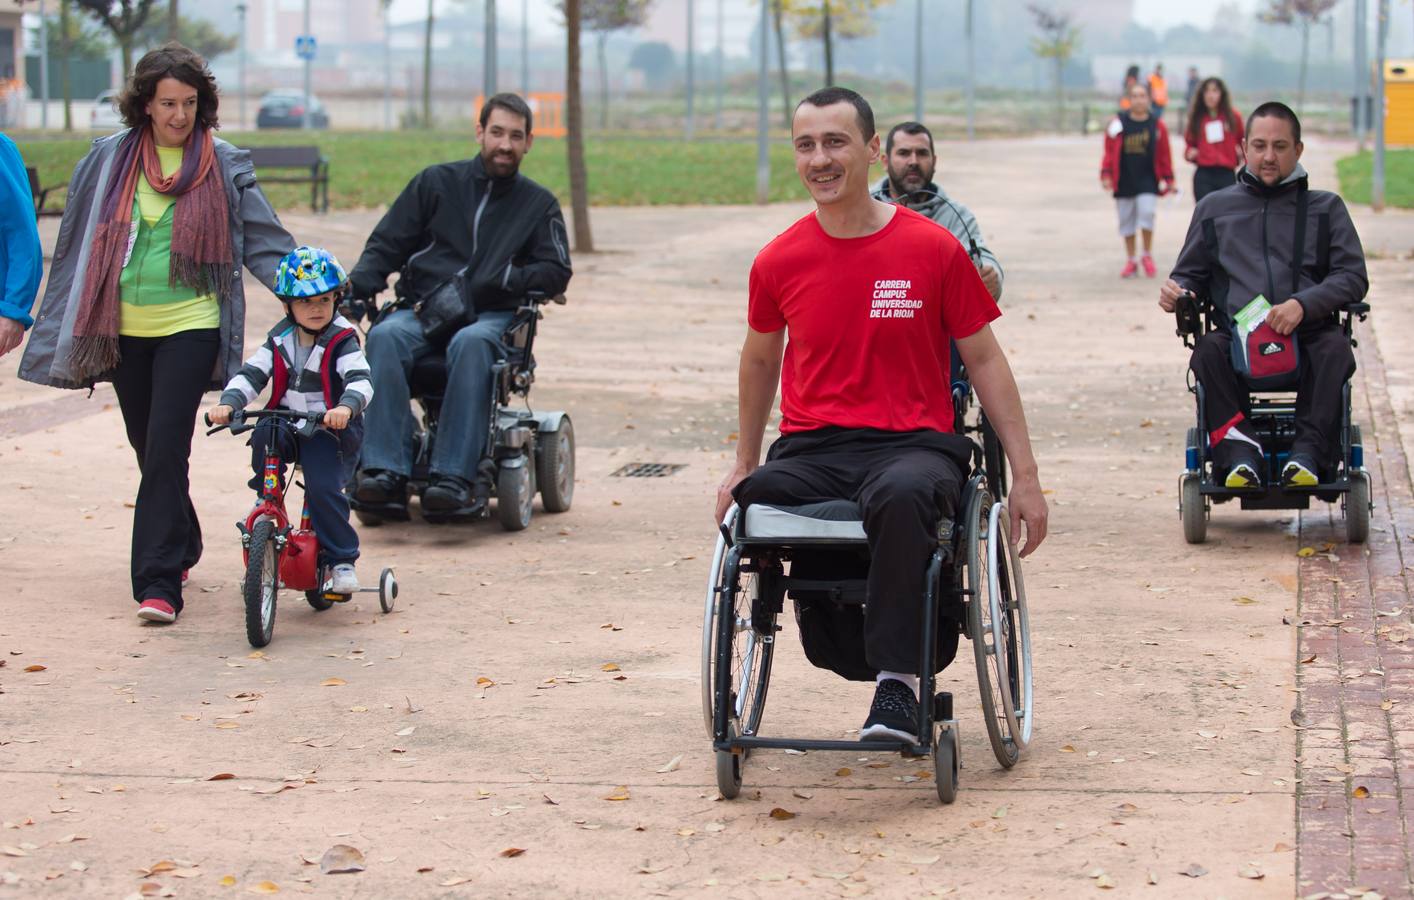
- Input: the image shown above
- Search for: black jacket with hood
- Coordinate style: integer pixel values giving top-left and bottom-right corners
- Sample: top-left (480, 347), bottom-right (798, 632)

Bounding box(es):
top-left (1170, 164), bottom-right (1368, 332)
top-left (349, 154), bottom-right (571, 314)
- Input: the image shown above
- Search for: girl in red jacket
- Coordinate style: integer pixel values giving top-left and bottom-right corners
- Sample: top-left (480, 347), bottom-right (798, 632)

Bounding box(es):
top-left (1101, 82), bottom-right (1175, 278)
top-left (1183, 77), bottom-right (1245, 201)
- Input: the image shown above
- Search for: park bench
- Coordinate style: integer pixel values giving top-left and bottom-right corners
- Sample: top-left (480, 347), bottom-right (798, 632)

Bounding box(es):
top-left (26, 166), bottom-right (66, 218)
top-left (243, 146), bottom-right (329, 213)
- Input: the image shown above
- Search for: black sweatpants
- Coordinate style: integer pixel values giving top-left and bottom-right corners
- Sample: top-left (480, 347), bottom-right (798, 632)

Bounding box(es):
top-left (1193, 165), bottom-right (1236, 201)
top-left (1190, 325), bottom-right (1355, 473)
top-left (733, 428), bottom-right (972, 674)
top-left (111, 329), bottom-right (220, 610)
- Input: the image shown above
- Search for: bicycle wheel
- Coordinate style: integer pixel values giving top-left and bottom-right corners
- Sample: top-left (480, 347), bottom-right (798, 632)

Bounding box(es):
top-left (966, 494), bottom-right (1033, 767)
top-left (244, 518), bottom-right (280, 648)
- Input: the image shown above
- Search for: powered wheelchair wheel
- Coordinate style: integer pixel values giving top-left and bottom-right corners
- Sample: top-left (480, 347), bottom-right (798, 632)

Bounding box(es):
top-left (536, 415), bottom-right (575, 513)
top-left (1180, 473), bottom-right (1208, 544)
top-left (496, 453), bottom-right (536, 532)
top-left (965, 489), bottom-right (1033, 768)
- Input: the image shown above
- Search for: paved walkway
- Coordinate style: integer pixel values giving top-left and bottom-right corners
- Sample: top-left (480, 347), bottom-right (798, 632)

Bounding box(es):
top-left (1297, 319), bottom-right (1414, 899)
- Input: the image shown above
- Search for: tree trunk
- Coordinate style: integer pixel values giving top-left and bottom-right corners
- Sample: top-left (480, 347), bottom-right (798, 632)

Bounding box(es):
top-left (60, 0), bottom-right (72, 131)
top-left (565, 0), bottom-right (594, 252)
top-left (422, 0), bottom-right (434, 128)
top-left (120, 36), bottom-right (133, 80)
top-left (596, 31), bottom-right (607, 130)
top-left (772, 0), bottom-right (790, 129)
top-left (822, 0), bottom-right (833, 86)
top-left (167, 0), bottom-right (178, 43)
top-left (1054, 56), bottom-right (1064, 132)
top-left (1297, 19), bottom-right (1309, 116)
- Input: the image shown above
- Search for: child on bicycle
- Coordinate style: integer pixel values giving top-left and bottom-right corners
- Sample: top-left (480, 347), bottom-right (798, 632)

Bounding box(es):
top-left (207, 247), bottom-right (374, 593)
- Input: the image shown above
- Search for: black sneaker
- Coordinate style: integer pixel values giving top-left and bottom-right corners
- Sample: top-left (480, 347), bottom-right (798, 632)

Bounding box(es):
top-left (860, 678), bottom-right (919, 743)
top-left (422, 474), bottom-right (482, 514)
top-left (355, 469), bottom-right (408, 505)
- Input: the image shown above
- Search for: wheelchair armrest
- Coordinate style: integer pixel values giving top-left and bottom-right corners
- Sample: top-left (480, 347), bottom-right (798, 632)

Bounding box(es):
top-left (1342, 301), bottom-right (1370, 319)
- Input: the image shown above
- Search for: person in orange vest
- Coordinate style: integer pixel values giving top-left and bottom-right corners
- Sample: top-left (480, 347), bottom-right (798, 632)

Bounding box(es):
top-left (1149, 63), bottom-right (1170, 121)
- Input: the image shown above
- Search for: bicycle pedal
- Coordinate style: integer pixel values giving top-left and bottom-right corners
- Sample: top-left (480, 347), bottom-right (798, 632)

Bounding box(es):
top-left (323, 592), bottom-right (352, 602)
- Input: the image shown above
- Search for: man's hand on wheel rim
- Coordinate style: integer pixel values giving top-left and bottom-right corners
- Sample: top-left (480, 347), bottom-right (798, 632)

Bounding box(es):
top-left (715, 461), bottom-right (755, 524)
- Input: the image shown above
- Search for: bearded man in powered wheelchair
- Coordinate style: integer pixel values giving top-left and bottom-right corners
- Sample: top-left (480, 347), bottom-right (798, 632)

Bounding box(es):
top-left (1158, 101), bottom-right (1371, 544)
top-left (706, 87), bottom-right (1048, 805)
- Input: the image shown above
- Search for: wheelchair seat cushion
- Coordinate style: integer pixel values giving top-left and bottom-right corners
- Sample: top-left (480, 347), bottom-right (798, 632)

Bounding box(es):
top-left (740, 500), bottom-right (866, 542)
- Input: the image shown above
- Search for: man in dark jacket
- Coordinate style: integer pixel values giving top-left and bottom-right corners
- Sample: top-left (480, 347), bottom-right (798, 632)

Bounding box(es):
top-left (1160, 102), bottom-right (1368, 490)
top-left (349, 93), bottom-right (572, 518)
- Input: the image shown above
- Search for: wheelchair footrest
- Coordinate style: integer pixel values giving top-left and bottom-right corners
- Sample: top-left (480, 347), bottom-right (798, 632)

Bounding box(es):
top-left (722, 735), bottom-right (932, 758)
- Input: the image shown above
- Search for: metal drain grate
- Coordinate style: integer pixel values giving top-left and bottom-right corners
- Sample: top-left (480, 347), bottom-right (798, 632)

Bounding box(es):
top-left (611, 462), bottom-right (687, 478)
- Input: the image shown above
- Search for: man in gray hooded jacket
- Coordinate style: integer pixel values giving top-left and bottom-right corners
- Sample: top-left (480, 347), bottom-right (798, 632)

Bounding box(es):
top-left (870, 122), bottom-right (1003, 300)
top-left (1159, 101), bottom-right (1368, 489)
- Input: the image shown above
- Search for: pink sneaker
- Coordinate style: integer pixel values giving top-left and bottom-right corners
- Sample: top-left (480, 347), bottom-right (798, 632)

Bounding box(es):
top-left (137, 598), bottom-right (177, 624)
top-left (1120, 260), bottom-right (1138, 278)
top-left (1141, 255), bottom-right (1157, 277)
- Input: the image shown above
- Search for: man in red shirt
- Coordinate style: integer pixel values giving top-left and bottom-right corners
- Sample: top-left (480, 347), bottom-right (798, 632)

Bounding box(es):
top-left (714, 87), bottom-right (1049, 743)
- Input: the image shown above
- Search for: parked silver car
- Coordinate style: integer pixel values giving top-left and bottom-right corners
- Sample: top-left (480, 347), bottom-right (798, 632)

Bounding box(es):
top-left (90, 89), bottom-right (123, 131)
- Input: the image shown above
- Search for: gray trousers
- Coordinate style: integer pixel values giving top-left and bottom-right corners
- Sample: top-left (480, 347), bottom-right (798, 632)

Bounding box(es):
top-left (361, 308), bottom-right (513, 483)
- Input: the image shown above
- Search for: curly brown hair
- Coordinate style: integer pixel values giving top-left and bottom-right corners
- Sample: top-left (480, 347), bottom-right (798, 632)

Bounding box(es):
top-left (118, 43), bottom-right (221, 132)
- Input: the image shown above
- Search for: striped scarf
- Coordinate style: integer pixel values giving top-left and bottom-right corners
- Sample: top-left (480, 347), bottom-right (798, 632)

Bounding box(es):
top-left (69, 124), bottom-right (233, 379)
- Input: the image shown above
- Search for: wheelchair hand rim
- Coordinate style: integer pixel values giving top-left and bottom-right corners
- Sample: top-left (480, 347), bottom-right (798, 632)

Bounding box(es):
top-left (988, 502), bottom-right (1033, 749)
top-left (702, 506), bottom-right (738, 738)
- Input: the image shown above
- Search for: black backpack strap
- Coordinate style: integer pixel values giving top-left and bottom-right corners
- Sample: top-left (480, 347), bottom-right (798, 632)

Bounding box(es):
top-left (1315, 211), bottom-right (1330, 281)
top-left (1291, 183), bottom-right (1308, 296)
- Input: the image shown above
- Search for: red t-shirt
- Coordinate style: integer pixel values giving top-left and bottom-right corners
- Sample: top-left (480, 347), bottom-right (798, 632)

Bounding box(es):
top-left (748, 205), bottom-right (1001, 435)
top-left (1186, 111), bottom-right (1244, 169)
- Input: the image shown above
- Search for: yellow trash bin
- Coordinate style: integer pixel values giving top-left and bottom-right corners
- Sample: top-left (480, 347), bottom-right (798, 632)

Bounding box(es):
top-left (1386, 60), bottom-right (1414, 147)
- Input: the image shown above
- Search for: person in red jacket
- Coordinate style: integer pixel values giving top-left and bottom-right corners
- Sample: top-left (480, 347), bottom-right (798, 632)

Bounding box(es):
top-left (1101, 82), bottom-right (1175, 278)
top-left (1183, 77), bottom-right (1245, 201)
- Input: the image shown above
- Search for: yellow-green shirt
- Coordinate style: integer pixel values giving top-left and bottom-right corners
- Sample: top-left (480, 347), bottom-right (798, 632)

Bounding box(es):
top-left (119, 145), bottom-right (221, 337)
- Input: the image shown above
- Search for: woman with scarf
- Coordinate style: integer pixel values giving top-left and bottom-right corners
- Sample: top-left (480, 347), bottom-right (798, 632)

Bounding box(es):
top-left (18, 44), bottom-right (295, 625)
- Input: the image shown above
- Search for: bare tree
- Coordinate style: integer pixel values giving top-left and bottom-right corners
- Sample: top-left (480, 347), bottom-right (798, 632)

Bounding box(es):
top-left (578, 0), bottom-right (653, 129)
top-left (771, 0), bottom-right (790, 127)
top-left (564, 0), bottom-right (593, 251)
top-left (1258, 0), bottom-right (1339, 115)
top-left (781, 0), bottom-right (890, 87)
top-left (72, 0), bottom-right (157, 77)
top-left (1027, 4), bottom-right (1082, 132)
top-left (166, 0), bottom-right (176, 42)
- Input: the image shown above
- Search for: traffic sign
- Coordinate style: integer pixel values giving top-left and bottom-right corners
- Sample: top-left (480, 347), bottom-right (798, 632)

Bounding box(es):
top-left (295, 35), bottom-right (317, 61)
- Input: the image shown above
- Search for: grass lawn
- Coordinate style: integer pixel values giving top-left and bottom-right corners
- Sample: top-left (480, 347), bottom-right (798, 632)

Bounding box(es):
top-left (14, 130), bottom-right (812, 212)
top-left (1336, 149), bottom-right (1414, 209)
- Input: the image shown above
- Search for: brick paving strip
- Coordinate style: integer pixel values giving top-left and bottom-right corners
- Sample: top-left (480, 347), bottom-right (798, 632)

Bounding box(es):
top-left (1297, 321), bottom-right (1414, 899)
top-left (0, 385), bottom-right (114, 439)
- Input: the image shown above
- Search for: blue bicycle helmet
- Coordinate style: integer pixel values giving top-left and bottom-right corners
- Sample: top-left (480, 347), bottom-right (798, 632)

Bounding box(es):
top-left (273, 246), bottom-right (349, 300)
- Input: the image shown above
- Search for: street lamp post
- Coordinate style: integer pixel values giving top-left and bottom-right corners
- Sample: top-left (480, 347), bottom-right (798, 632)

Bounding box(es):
top-left (521, 0), bottom-right (529, 91)
top-left (382, 0), bottom-right (392, 130)
top-left (236, 2), bottom-right (247, 130)
top-left (965, 0), bottom-right (975, 141)
top-left (913, 0), bottom-right (922, 122)
top-left (756, 0), bottom-right (769, 203)
top-left (301, 0), bottom-right (312, 130)
top-left (1373, 0), bottom-right (1388, 211)
top-left (485, 0), bottom-right (497, 97)
top-left (1354, 0), bottom-right (1368, 149)
top-left (686, 0), bottom-right (695, 140)
top-left (39, 0), bottom-right (49, 129)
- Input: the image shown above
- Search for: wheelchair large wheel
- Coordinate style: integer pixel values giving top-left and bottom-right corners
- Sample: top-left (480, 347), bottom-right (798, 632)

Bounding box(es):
top-left (965, 494), bottom-right (1033, 768)
top-left (496, 457), bottom-right (535, 531)
top-left (1346, 471), bottom-right (1370, 545)
top-left (701, 510), bottom-right (736, 738)
top-left (1180, 473), bottom-right (1207, 544)
top-left (244, 518), bottom-right (279, 648)
top-left (536, 416), bottom-right (575, 513)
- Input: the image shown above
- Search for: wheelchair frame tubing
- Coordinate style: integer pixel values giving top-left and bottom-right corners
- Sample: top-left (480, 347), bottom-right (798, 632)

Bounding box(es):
top-left (914, 550), bottom-right (946, 749)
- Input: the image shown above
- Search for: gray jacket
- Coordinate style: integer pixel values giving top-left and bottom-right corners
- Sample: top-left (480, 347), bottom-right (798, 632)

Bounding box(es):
top-left (1170, 164), bottom-right (1368, 330)
top-left (870, 177), bottom-right (1004, 293)
top-left (18, 130), bottom-right (296, 390)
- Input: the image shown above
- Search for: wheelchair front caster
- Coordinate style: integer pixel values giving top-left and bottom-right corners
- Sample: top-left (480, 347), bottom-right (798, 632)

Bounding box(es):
top-left (1346, 471), bottom-right (1370, 545)
top-left (496, 458), bottom-right (535, 532)
top-left (715, 725), bottom-right (743, 800)
top-left (934, 726), bottom-right (959, 805)
top-left (1180, 473), bottom-right (1207, 544)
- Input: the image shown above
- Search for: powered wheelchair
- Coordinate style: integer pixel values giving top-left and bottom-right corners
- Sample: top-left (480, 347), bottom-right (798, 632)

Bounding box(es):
top-left (1173, 292), bottom-right (1371, 544)
top-left (347, 290), bottom-right (575, 531)
top-left (702, 426), bottom-right (1032, 805)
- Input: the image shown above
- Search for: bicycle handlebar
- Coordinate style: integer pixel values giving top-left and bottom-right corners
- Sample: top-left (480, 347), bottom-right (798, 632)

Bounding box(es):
top-left (205, 408), bottom-right (326, 436)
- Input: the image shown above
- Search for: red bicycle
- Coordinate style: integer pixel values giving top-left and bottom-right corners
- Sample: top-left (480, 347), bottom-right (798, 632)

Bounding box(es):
top-left (206, 408), bottom-right (397, 647)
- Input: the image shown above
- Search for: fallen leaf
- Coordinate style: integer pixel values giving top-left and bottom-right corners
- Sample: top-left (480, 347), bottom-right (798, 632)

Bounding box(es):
top-left (439, 876), bottom-right (474, 886)
top-left (657, 754), bottom-right (683, 774)
top-left (214, 722), bottom-right (239, 730)
top-left (1096, 874), bottom-right (1117, 889)
top-left (1237, 866), bottom-right (1264, 880)
top-left (1233, 596), bottom-right (1258, 605)
top-left (1, 846), bottom-right (28, 857)
top-left (1059, 744), bottom-right (1076, 753)
top-left (23, 665), bottom-right (45, 673)
top-left (320, 678), bottom-right (346, 687)
top-left (208, 773), bottom-right (236, 781)
top-left (1178, 863), bottom-right (1208, 878)
top-left (768, 808), bottom-right (796, 820)
top-left (601, 663), bottom-right (621, 672)
top-left (319, 845), bottom-right (365, 875)
top-left (475, 677), bottom-right (495, 687)
top-left (247, 881), bottom-right (280, 894)
top-left (1301, 654), bottom-right (1318, 664)
top-left (1297, 547), bottom-right (1316, 558)
top-left (603, 786), bottom-right (631, 802)
top-left (1353, 785), bottom-right (1371, 799)
top-left (792, 790), bottom-right (813, 800)
top-left (835, 767), bottom-right (852, 777)
top-left (1146, 871), bottom-right (1158, 885)
top-left (394, 726), bottom-right (416, 737)
top-left (499, 848), bottom-right (525, 858)
top-left (910, 855), bottom-right (940, 865)
top-left (676, 827), bottom-right (696, 836)
top-left (172, 868), bottom-right (202, 879)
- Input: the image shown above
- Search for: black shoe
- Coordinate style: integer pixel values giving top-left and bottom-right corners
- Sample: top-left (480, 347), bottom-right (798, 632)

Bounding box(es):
top-left (422, 474), bottom-right (481, 514)
top-left (355, 469), bottom-right (408, 505)
top-left (860, 679), bottom-right (919, 743)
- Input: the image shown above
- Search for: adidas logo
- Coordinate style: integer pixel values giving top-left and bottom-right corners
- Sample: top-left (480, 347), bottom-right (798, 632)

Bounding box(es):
top-left (1259, 341), bottom-right (1286, 356)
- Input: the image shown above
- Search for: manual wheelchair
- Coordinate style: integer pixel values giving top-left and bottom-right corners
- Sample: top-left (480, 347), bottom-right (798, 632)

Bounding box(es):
top-left (348, 290), bottom-right (575, 531)
top-left (1173, 292), bottom-right (1371, 544)
top-left (702, 438), bottom-right (1033, 805)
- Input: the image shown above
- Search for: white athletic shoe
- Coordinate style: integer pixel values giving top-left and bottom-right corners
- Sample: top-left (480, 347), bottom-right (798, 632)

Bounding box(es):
top-left (326, 564), bottom-right (360, 594)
